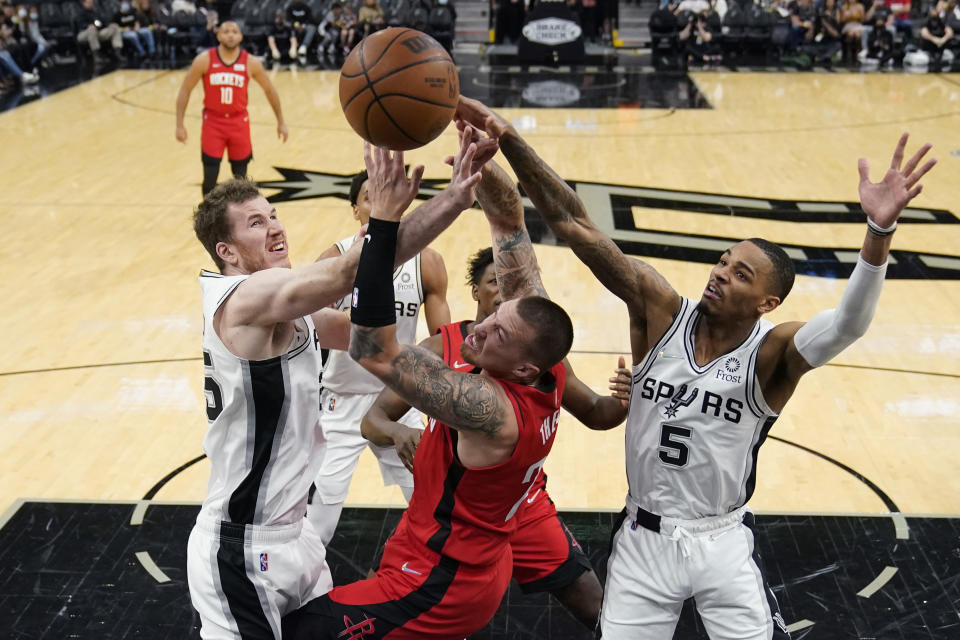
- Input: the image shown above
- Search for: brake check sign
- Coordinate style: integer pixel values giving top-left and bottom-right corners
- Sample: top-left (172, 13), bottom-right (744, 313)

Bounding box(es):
top-left (522, 18), bottom-right (583, 45)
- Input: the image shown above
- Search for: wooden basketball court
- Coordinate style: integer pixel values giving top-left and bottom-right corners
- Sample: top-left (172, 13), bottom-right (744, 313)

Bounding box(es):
top-left (0, 68), bottom-right (958, 637)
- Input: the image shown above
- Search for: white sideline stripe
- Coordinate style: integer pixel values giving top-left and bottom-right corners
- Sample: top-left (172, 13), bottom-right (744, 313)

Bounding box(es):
top-left (857, 566), bottom-right (898, 598)
top-left (135, 551), bottom-right (172, 584)
top-left (130, 500), bottom-right (149, 526)
top-left (786, 619), bottom-right (815, 632)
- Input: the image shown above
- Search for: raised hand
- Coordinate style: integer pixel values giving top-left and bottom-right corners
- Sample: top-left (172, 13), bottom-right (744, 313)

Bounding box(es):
top-left (608, 356), bottom-right (632, 409)
top-left (363, 141), bottom-right (425, 222)
top-left (445, 124), bottom-right (484, 211)
top-left (858, 133), bottom-right (936, 229)
top-left (444, 121), bottom-right (499, 174)
top-left (455, 96), bottom-right (514, 142)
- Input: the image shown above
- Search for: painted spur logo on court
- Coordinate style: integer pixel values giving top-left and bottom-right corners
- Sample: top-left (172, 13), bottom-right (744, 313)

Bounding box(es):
top-left (258, 168), bottom-right (960, 281)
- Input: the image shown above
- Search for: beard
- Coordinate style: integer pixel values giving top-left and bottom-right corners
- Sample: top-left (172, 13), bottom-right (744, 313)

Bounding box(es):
top-left (695, 299), bottom-right (713, 316)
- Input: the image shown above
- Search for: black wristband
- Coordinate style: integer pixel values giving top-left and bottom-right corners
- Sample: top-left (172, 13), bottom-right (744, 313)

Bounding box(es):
top-left (351, 218), bottom-right (400, 327)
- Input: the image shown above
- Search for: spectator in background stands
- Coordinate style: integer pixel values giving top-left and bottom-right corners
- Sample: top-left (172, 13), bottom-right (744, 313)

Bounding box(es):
top-left (196, 8), bottom-right (219, 51)
top-left (0, 18), bottom-right (38, 86)
top-left (287, 1), bottom-right (317, 61)
top-left (788, 0), bottom-right (816, 50)
top-left (886, 0), bottom-right (912, 37)
top-left (864, 10), bottom-right (895, 65)
top-left (838, 0), bottom-right (864, 63)
top-left (268, 8), bottom-right (297, 64)
top-left (13, 5), bottom-right (52, 71)
top-left (428, 0), bottom-right (457, 52)
top-left (115, 0), bottom-right (156, 58)
top-left (318, 2), bottom-right (345, 65)
top-left (799, 0), bottom-right (842, 66)
top-left (337, 2), bottom-right (357, 55)
top-left (495, 0), bottom-right (525, 44)
top-left (679, 1), bottom-right (721, 64)
top-left (860, 0), bottom-right (894, 53)
top-left (75, 0), bottom-right (123, 63)
top-left (357, 0), bottom-right (386, 39)
top-left (136, 0), bottom-right (168, 54)
top-left (920, 3), bottom-right (953, 69)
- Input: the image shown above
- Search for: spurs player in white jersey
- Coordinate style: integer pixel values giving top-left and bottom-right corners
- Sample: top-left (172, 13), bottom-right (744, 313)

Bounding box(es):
top-left (186, 133), bottom-right (486, 640)
top-left (307, 170), bottom-right (450, 545)
top-left (455, 101), bottom-right (936, 640)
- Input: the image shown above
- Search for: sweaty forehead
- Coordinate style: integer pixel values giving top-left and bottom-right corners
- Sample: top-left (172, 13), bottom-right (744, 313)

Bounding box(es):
top-left (228, 196), bottom-right (271, 222)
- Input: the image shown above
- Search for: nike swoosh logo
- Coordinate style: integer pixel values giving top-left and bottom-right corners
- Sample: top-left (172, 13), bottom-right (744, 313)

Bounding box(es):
top-left (401, 562), bottom-right (422, 575)
top-left (526, 489), bottom-right (541, 504)
top-left (363, 234), bottom-right (372, 244)
top-left (452, 361), bottom-right (472, 369)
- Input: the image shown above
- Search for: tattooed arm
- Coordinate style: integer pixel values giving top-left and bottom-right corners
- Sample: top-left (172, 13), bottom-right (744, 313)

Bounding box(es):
top-left (456, 97), bottom-right (681, 360)
top-left (476, 159), bottom-right (547, 301)
top-left (350, 325), bottom-right (518, 462)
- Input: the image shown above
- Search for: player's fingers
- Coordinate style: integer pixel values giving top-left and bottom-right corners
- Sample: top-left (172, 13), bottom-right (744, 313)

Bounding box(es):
top-left (460, 143), bottom-right (477, 178)
top-left (889, 132), bottom-right (908, 171)
top-left (907, 183), bottom-right (924, 201)
top-left (618, 355), bottom-right (626, 369)
top-left (902, 142), bottom-right (932, 177)
top-left (857, 157), bottom-right (869, 184)
top-left (409, 165), bottom-right (424, 194)
top-left (363, 141), bottom-right (374, 172)
top-left (443, 155), bottom-right (455, 166)
top-left (905, 158), bottom-right (937, 189)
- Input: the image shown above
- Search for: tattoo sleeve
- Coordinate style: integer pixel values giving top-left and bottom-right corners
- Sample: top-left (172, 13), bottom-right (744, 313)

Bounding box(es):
top-left (349, 326), bottom-right (386, 362)
top-left (498, 133), bottom-right (673, 310)
top-left (387, 345), bottom-right (506, 438)
top-left (477, 161), bottom-right (548, 301)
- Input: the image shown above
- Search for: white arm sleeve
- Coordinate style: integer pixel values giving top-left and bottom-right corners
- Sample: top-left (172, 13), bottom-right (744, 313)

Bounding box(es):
top-left (793, 256), bottom-right (887, 368)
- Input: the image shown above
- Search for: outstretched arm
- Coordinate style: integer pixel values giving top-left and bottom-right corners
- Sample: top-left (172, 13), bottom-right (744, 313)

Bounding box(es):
top-left (362, 384), bottom-right (423, 473)
top-left (561, 356), bottom-right (632, 431)
top-left (175, 52), bottom-right (207, 143)
top-left (348, 142), bottom-right (516, 457)
top-left (760, 133), bottom-right (936, 411)
top-left (476, 158), bottom-right (547, 300)
top-left (249, 55), bottom-right (288, 142)
top-left (455, 98), bottom-right (680, 361)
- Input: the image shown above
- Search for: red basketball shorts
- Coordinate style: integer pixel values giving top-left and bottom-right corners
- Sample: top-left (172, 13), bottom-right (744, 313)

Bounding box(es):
top-left (281, 522), bottom-right (512, 639)
top-left (201, 109), bottom-right (252, 161)
top-left (511, 488), bottom-right (593, 593)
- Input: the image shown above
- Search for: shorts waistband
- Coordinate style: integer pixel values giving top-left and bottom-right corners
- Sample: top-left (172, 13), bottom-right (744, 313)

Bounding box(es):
top-left (195, 514), bottom-right (303, 543)
top-left (203, 109), bottom-right (248, 119)
top-left (626, 498), bottom-right (747, 537)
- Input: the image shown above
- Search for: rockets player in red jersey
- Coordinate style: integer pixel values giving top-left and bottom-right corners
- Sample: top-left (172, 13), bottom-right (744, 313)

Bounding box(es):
top-left (282, 131), bottom-right (593, 638)
top-left (361, 241), bottom-right (632, 632)
top-left (175, 20), bottom-right (288, 196)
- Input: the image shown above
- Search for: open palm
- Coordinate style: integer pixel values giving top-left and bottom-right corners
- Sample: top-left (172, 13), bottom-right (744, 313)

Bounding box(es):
top-left (858, 133), bottom-right (935, 228)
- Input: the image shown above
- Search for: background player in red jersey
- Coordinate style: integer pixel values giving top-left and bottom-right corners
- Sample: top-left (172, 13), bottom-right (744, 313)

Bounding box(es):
top-left (175, 20), bottom-right (288, 196)
top-left (361, 240), bottom-right (631, 631)
top-left (282, 128), bottom-right (585, 639)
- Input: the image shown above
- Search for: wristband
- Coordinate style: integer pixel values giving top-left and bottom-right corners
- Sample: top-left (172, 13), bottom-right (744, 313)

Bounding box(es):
top-left (351, 218), bottom-right (399, 327)
top-left (867, 218), bottom-right (897, 237)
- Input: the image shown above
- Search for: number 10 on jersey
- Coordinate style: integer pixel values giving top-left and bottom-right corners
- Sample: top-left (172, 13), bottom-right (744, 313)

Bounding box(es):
top-left (220, 86), bottom-right (233, 105)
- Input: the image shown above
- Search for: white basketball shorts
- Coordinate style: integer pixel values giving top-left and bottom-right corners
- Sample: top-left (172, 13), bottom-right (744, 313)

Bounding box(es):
top-left (599, 506), bottom-right (790, 640)
top-left (314, 389), bottom-right (423, 504)
top-left (187, 515), bottom-right (333, 640)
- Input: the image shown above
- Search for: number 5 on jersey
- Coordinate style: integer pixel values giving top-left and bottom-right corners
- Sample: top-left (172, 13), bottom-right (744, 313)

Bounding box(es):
top-left (203, 349), bottom-right (224, 422)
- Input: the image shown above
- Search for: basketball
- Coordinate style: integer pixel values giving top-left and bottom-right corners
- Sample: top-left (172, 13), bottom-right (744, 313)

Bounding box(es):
top-left (339, 28), bottom-right (460, 151)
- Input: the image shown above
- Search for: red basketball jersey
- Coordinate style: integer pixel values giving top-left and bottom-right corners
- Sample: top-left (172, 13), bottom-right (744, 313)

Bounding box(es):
top-left (202, 48), bottom-right (250, 116)
top-left (403, 320), bottom-right (566, 566)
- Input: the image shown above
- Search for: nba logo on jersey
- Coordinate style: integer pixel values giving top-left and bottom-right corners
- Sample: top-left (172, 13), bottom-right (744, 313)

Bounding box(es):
top-left (328, 396), bottom-right (336, 412)
top-left (352, 287), bottom-right (359, 308)
top-left (259, 553), bottom-right (268, 571)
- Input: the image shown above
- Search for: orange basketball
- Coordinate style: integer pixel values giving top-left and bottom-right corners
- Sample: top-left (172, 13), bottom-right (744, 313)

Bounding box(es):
top-left (339, 28), bottom-right (460, 151)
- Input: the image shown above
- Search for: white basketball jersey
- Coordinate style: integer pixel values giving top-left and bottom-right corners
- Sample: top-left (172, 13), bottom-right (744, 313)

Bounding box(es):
top-left (322, 235), bottom-right (424, 395)
top-left (626, 297), bottom-right (778, 520)
top-left (198, 270), bottom-right (326, 526)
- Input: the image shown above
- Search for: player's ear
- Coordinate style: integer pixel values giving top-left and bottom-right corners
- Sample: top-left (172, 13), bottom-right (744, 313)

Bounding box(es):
top-left (513, 361), bottom-right (540, 382)
top-left (216, 241), bottom-right (238, 267)
top-left (471, 284), bottom-right (480, 302)
top-left (758, 294), bottom-right (781, 315)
